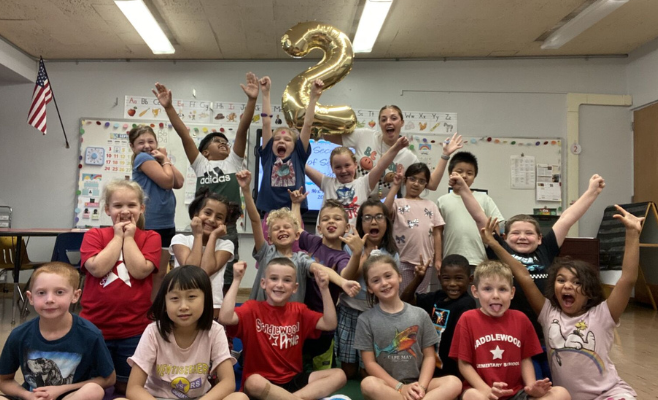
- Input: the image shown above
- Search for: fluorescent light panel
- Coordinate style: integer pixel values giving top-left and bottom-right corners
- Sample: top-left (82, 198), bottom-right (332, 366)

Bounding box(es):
top-left (541, 0), bottom-right (629, 50)
top-left (115, 0), bottom-right (175, 54)
top-left (353, 0), bottom-right (393, 53)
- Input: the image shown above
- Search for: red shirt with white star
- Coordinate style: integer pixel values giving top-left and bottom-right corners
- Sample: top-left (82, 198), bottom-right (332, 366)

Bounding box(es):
top-left (449, 309), bottom-right (542, 398)
top-left (226, 300), bottom-right (322, 388)
top-left (80, 227), bottom-right (161, 340)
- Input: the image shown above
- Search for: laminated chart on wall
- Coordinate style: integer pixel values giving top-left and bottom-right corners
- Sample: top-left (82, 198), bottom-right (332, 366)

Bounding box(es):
top-left (75, 117), bottom-right (247, 231)
top-left (536, 164), bottom-right (562, 202)
top-left (510, 155), bottom-right (536, 189)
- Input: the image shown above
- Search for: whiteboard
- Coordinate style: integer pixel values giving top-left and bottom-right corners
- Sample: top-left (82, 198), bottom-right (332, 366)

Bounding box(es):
top-left (75, 117), bottom-right (246, 231)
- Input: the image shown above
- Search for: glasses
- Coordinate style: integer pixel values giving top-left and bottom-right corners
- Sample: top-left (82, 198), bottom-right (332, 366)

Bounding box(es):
top-left (362, 214), bottom-right (386, 222)
top-left (407, 176), bottom-right (428, 186)
top-left (212, 137), bottom-right (229, 146)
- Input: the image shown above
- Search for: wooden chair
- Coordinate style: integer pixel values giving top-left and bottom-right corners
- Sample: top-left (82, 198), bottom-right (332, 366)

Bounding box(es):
top-left (0, 237), bottom-right (47, 319)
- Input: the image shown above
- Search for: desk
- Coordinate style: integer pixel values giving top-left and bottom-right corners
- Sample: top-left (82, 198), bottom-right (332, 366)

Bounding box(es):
top-left (0, 228), bottom-right (85, 324)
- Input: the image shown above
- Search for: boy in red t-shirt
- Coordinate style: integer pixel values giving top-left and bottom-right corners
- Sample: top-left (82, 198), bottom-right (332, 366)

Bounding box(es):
top-left (449, 262), bottom-right (569, 400)
top-left (220, 259), bottom-right (346, 399)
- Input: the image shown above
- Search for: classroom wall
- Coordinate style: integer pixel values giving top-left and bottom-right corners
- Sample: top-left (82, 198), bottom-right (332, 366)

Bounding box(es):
top-left (0, 57), bottom-right (632, 287)
top-left (627, 36), bottom-right (658, 109)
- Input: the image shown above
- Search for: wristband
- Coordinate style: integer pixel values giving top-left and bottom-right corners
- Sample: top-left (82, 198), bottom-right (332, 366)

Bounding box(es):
top-left (395, 382), bottom-right (403, 392)
top-left (419, 384), bottom-right (427, 391)
top-left (162, 162), bottom-right (172, 166)
top-left (441, 154), bottom-right (450, 160)
top-left (260, 113), bottom-right (273, 118)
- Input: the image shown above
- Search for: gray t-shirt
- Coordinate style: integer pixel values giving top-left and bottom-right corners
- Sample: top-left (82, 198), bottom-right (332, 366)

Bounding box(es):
top-left (354, 303), bottom-right (439, 382)
top-left (249, 242), bottom-right (313, 302)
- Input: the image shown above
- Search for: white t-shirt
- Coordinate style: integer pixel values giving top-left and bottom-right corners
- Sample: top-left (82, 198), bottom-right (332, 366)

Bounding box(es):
top-left (190, 151), bottom-right (244, 206)
top-left (319, 174), bottom-right (374, 229)
top-left (342, 128), bottom-right (419, 199)
top-left (169, 234), bottom-right (234, 308)
top-left (437, 191), bottom-right (504, 265)
top-left (128, 322), bottom-right (235, 399)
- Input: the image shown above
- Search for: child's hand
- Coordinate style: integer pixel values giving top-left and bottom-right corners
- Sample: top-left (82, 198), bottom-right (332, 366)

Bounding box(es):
top-left (315, 268), bottom-right (329, 290)
top-left (415, 255), bottom-right (429, 278)
top-left (489, 382), bottom-right (514, 399)
top-left (588, 174), bottom-right (606, 194)
top-left (211, 224), bottom-right (227, 238)
top-left (341, 279), bottom-right (361, 297)
top-left (442, 132), bottom-right (464, 156)
top-left (151, 148), bottom-right (167, 163)
top-left (190, 217), bottom-right (204, 236)
top-left (399, 383), bottom-right (422, 400)
top-left (448, 172), bottom-right (467, 193)
top-left (113, 215), bottom-right (128, 238)
top-left (393, 136), bottom-right (410, 151)
top-left (241, 72), bottom-right (259, 100)
top-left (152, 82), bottom-right (172, 109)
top-left (33, 386), bottom-right (64, 400)
top-left (524, 378), bottom-right (552, 398)
top-left (233, 261), bottom-right (247, 280)
top-left (340, 232), bottom-right (369, 254)
top-left (236, 170), bottom-right (252, 189)
top-left (260, 76), bottom-right (271, 95)
top-left (310, 79), bottom-right (324, 99)
top-left (479, 217), bottom-right (499, 246)
top-left (124, 215), bottom-right (137, 238)
top-left (613, 204), bottom-right (644, 235)
top-left (288, 187), bottom-right (309, 204)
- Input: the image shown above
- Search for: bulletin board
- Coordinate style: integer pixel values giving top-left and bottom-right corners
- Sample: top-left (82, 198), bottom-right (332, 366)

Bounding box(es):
top-left (74, 117), bottom-right (248, 231)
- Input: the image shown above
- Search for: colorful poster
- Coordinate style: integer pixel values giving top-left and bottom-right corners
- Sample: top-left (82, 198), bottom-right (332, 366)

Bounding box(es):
top-left (124, 96), bottom-right (213, 123)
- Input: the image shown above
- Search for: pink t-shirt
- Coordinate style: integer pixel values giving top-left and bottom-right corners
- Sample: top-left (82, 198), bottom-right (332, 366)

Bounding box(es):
top-left (539, 299), bottom-right (636, 399)
top-left (392, 198), bottom-right (444, 265)
top-left (128, 322), bottom-right (235, 399)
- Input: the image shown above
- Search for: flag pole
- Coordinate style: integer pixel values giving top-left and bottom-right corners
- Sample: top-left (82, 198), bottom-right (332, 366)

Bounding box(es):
top-left (40, 56), bottom-right (70, 148)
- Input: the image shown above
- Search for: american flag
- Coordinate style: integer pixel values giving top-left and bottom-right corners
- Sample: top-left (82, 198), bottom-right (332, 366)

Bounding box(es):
top-left (27, 59), bottom-right (53, 134)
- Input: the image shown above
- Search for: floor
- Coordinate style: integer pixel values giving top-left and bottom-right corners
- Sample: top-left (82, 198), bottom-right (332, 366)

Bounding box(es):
top-left (1, 296), bottom-right (656, 399)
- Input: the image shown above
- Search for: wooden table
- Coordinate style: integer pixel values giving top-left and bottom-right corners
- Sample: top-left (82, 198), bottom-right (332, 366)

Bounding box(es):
top-left (0, 228), bottom-right (86, 324)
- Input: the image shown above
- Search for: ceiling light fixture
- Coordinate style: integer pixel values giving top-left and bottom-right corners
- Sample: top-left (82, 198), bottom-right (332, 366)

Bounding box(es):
top-left (541, 0), bottom-right (629, 50)
top-left (353, 0), bottom-right (393, 53)
top-left (114, 0), bottom-right (175, 54)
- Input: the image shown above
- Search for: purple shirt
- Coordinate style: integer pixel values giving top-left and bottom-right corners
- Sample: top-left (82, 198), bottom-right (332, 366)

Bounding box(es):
top-left (298, 231), bottom-right (351, 313)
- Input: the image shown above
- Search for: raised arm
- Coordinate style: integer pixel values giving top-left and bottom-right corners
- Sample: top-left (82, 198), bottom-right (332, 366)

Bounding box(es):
top-left (383, 173), bottom-right (403, 219)
top-left (171, 220), bottom-right (204, 267)
top-left (310, 262), bottom-right (361, 297)
top-left (427, 132), bottom-right (463, 190)
top-left (450, 172), bottom-right (488, 230)
top-left (368, 136), bottom-right (409, 191)
top-left (299, 79), bottom-right (324, 152)
top-left (218, 261), bottom-right (246, 326)
top-left (200, 226), bottom-right (232, 277)
top-left (339, 232), bottom-right (367, 280)
top-left (260, 77), bottom-right (273, 147)
top-left (314, 269), bottom-right (338, 331)
top-left (481, 217), bottom-right (545, 315)
top-left (400, 260), bottom-right (428, 304)
top-left (153, 82), bottom-right (200, 164)
top-left (552, 174), bottom-right (605, 246)
top-left (236, 170), bottom-right (266, 252)
top-left (304, 165), bottom-right (324, 188)
top-left (607, 205), bottom-right (643, 323)
top-left (234, 72), bottom-right (259, 158)
top-left (288, 187), bottom-right (309, 234)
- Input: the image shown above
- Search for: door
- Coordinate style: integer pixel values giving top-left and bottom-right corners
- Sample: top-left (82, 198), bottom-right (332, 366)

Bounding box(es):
top-left (634, 102), bottom-right (658, 203)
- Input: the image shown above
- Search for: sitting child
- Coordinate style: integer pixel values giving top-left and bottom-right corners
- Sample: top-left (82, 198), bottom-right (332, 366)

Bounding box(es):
top-left (400, 254), bottom-right (476, 379)
top-left (220, 259), bottom-right (347, 399)
top-left (0, 262), bottom-right (115, 400)
top-left (449, 261), bottom-right (569, 400)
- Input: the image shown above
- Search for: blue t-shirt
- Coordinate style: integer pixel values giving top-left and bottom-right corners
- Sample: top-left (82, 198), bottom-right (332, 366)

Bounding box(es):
top-left (256, 138), bottom-right (311, 213)
top-left (132, 152), bottom-right (176, 229)
top-left (0, 315), bottom-right (114, 390)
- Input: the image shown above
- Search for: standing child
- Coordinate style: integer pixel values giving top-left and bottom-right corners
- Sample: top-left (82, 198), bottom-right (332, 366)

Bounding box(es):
top-left (154, 72), bottom-right (258, 295)
top-left (449, 261), bottom-right (569, 400)
top-left (438, 152), bottom-right (505, 268)
top-left (355, 254), bottom-right (462, 400)
top-left (129, 124), bottom-right (185, 297)
top-left (480, 205), bottom-right (641, 400)
top-left (220, 259), bottom-right (347, 399)
top-left (305, 135), bottom-right (409, 228)
top-left (335, 199), bottom-right (399, 380)
top-left (80, 180), bottom-right (162, 394)
top-left (400, 254), bottom-right (476, 379)
top-left (384, 163), bottom-right (445, 294)
top-left (120, 266), bottom-right (246, 400)
top-left (0, 262), bottom-right (115, 400)
top-left (169, 188), bottom-right (241, 319)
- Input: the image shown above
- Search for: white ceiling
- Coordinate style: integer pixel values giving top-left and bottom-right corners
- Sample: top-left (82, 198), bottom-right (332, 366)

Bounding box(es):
top-left (0, 0), bottom-right (657, 60)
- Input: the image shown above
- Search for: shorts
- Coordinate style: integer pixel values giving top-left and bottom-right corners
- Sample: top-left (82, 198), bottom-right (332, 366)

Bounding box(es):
top-left (303, 334), bottom-right (334, 371)
top-left (334, 304), bottom-right (364, 368)
top-left (151, 227), bottom-right (176, 248)
top-left (223, 223), bottom-right (239, 286)
top-left (105, 334), bottom-right (142, 382)
top-left (246, 372), bottom-right (310, 400)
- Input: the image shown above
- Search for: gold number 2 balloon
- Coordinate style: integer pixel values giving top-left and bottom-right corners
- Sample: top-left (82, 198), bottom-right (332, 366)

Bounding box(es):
top-left (281, 21), bottom-right (356, 137)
